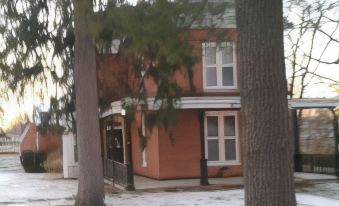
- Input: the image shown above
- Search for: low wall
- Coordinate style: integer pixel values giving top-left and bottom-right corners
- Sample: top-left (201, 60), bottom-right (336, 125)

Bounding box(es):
top-left (63, 133), bottom-right (78, 178)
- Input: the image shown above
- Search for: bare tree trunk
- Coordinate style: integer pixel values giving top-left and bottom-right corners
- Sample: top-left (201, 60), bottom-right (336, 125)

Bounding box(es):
top-left (236, 0), bottom-right (296, 205)
top-left (74, 0), bottom-right (105, 205)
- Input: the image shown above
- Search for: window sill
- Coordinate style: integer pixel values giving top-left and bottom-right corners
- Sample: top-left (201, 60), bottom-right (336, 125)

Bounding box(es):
top-left (203, 88), bottom-right (239, 93)
top-left (207, 161), bottom-right (241, 166)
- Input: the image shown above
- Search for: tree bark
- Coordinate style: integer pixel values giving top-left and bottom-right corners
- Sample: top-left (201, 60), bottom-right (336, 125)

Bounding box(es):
top-left (74, 0), bottom-right (105, 205)
top-left (236, 0), bottom-right (296, 205)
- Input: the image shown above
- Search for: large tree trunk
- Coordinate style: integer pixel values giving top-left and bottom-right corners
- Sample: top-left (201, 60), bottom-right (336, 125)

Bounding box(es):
top-left (236, 0), bottom-right (296, 206)
top-left (74, 0), bottom-right (105, 205)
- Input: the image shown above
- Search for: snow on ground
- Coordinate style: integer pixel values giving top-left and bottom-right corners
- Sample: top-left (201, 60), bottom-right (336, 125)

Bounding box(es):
top-left (1, 154), bottom-right (339, 206)
top-left (0, 154), bottom-right (24, 173)
top-left (0, 172), bottom-right (77, 205)
top-left (106, 190), bottom-right (245, 206)
top-left (296, 180), bottom-right (339, 200)
top-left (297, 193), bottom-right (339, 206)
top-left (295, 172), bottom-right (337, 180)
top-left (105, 190), bottom-right (339, 206)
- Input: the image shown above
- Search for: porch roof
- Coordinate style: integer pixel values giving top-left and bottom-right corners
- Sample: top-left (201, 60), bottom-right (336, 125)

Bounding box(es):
top-left (288, 98), bottom-right (339, 109)
top-left (100, 97), bottom-right (339, 118)
top-left (100, 96), bottom-right (241, 118)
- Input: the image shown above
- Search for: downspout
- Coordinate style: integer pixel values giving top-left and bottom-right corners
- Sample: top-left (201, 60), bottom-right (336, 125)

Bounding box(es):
top-left (36, 130), bottom-right (39, 152)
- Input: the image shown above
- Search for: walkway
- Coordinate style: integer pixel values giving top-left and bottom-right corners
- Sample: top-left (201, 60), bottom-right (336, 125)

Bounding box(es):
top-left (134, 175), bottom-right (243, 190)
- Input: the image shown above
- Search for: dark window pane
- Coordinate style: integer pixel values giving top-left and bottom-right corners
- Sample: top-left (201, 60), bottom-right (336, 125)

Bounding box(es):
top-left (221, 45), bottom-right (233, 64)
top-left (222, 67), bottom-right (234, 86)
top-left (224, 116), bottom-right (235, 136)
top-left (208, 139), bottom-right (219, 161)
top-left (205, 47), bottom-right (216, 65)
top-left (225, 139), bottom-right (236, 160)
top-left (207, 116), bottom-right (218, 136)
top-left (206, 67), bottom-right (217, 86)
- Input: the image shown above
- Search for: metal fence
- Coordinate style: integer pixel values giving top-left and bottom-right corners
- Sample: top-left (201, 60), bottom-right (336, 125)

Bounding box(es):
top-left (295, 154), bottom-right (338, 174)
top-left (0, 140), bottom-right (20, 153)
top-left (104, 159), bottom-right (134, 190)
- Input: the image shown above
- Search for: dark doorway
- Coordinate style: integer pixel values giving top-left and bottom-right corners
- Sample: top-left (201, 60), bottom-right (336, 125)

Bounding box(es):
top-left (111, 128), bottom-right (124, 163)
top-left (106, 122), bottom-right (124, 163)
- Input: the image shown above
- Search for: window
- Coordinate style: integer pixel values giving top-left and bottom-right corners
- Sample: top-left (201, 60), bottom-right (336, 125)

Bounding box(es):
top-left (202, 42), bottom-right (237, 90)
top-left (205, 111), bottom-right (240, 165)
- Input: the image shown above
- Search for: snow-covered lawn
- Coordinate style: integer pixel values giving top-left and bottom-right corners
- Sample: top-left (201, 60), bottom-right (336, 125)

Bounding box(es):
top-left (1, 171), bottom-right (339, 206)
top-left (105, 191), bottom-right (339, 206)
top-left (1, 154), bottom-right (339, 206)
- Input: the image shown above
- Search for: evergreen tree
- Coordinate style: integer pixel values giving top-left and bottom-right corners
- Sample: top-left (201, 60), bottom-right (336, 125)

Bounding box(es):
top-left (0, 0), bottom-right (75, 131)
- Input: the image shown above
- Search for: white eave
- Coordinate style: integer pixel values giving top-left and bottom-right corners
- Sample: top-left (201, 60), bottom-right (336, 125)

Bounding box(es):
top-left (100, 97), bottom-right (339, 118)
top-left (288, 98), bottom-right (339, 109)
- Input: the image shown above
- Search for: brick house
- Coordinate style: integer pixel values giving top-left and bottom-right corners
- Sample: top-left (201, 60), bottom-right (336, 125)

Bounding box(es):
top-left (98, 3), bottom-right (242, 188)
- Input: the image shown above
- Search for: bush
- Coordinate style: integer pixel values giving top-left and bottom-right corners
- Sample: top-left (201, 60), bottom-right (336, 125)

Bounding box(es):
top-left (20, 150), bottom-right (46, 173)
top-left (43, 150), bottom-right (63, 173)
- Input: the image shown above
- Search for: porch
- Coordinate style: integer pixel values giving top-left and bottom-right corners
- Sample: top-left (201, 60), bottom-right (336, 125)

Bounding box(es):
top-left (100, 97), bottom-right (243, 190)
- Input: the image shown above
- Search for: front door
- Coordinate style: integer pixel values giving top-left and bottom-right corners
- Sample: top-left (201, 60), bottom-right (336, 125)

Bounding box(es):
top-left (105, 117), bottom-right (125, 163)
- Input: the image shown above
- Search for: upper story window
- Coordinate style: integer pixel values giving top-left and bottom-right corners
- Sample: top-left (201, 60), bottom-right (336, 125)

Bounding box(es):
top-left (202, 42), bottom-right (237, 90)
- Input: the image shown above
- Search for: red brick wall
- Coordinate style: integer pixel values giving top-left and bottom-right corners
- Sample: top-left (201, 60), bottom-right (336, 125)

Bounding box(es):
top-left (157, 110), bottom-right (201, 179)
top-left (20, 123), bottom-right (37, 152)
top-left (20, 123), bottom-right (61, 153)
top-left (156, 110), bottom-right (242, 179)
top-left (96, 28), bottom-right (239, 105)
top-left (129, 110), bottom-right (242, 180)
top-left (131, 112), bottom-right (161, 179)
top-left (38, 132), bottom-right (61, 153)
top-left (100, 117), bottom-right (109, 160)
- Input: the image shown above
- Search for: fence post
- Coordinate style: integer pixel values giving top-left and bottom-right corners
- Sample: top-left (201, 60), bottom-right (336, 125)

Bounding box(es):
top-left (293, 109), bottom-right (302, 172)
top-left (331, 109), bottom-right (339, 178)
top-left (112, 160), bottom-right (115, 188)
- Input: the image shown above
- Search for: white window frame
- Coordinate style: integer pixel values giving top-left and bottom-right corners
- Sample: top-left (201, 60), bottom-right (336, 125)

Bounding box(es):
top-left (141, 113), bottom-right (147, 167)
top-left (205, 111), bottom-right (240, 166)
top-left (202, 42), bottom-right (238, 90)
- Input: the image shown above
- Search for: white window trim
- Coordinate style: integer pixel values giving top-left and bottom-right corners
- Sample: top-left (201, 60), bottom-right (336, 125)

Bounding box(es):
top-left (202, 42), bottom-right (238, 91)
top-left (141, 113), bottom-right (147, 167)
top-left (204, 111), bottom-right (240, 166)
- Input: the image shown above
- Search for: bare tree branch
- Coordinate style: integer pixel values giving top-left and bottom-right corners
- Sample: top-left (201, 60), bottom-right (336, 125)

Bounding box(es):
top-left (318, 29), bottom-right (339, 43)
top-left (309, 56), bottom-right (339, 64)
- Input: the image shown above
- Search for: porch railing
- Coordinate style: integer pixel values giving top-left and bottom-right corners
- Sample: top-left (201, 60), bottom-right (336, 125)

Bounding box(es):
top-left (295, 154), bottom-right (338, 174)
top-left (104, 159), bottom-right (134, 190)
